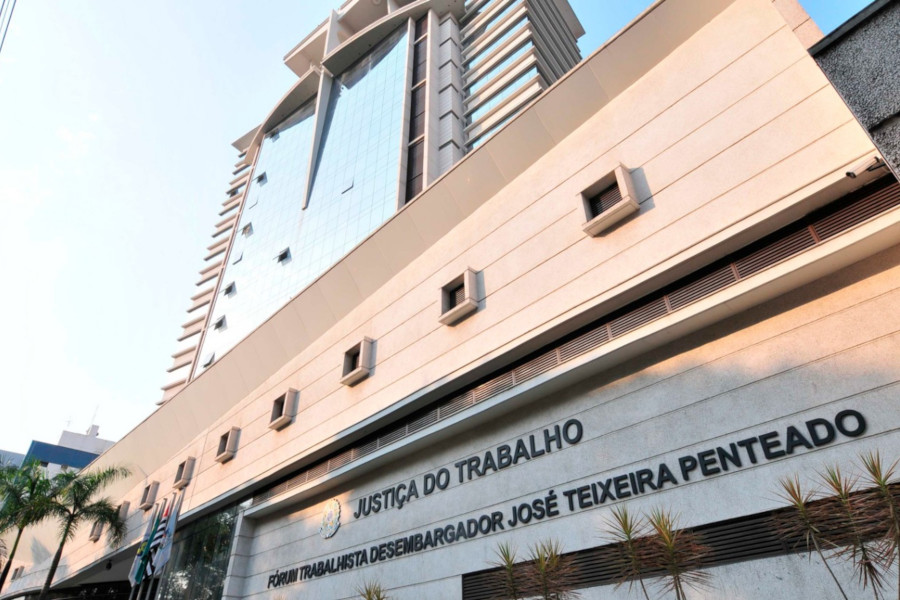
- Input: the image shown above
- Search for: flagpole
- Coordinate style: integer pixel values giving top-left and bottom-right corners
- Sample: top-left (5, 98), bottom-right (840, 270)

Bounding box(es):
top-left (134, 578), bottom-right (147, 600)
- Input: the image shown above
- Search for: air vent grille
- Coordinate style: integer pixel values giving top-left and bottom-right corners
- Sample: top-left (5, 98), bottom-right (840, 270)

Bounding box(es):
top-left (589, 184), bottom-right (623, 217)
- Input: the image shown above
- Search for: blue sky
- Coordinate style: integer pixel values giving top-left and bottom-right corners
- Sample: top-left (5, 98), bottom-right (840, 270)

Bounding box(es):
top-left (0, 0), bottom-right (872, 453)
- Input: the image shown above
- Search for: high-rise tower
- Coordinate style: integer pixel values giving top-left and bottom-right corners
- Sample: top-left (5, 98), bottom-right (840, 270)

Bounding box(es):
top-left (160, 0), bottom-right (583, 402)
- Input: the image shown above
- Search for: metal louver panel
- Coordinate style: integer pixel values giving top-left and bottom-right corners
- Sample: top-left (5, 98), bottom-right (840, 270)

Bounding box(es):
top-left (608, 297), bottom-right (668, 337)
top-left (408, 409), bottom-right (439, 433)
top-left (589, 184), bottom-right (623, 217)
top-left (378, 426), bottom-right (407, 447)
top-left (558, 326), bottom-right (610, 362)
top-left (733, 228), bottom-right (816, 278)
top-left (472, 371), bottom-right (514, 403)
top-left (305, 463), bottom-right (328, 480)
top-left (355, 440), bottom-right (378, 458)
top-left (328, 451), bottom-right (352, 470)
top-left (813, 184), bottom-right (900, 240)
top-left (667, 266), bottom-right (737, 310)
top-left (451, 284), bottom-right (467, 308)
top-left (512, 351), bottom-right (559, 383)
top-left (439, 391), bottom-right (475, 418)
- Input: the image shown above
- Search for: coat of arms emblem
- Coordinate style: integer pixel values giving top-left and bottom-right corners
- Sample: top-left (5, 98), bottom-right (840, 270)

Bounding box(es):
top-left (319, 498), bottom-right (341, 539)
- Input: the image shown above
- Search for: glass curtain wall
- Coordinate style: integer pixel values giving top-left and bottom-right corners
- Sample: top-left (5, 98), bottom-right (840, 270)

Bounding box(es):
top-left (154, 504), bottom-right (240, 600)
top-left (198, 25), bottom-right (409, 372)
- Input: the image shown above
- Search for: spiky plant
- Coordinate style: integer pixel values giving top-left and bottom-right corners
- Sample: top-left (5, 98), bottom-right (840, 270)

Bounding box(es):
top-left (644, 508), bottom-right (709, 600)
top-left (820, 465), bottom-right (888, 600)
top-left (356, 580), bottom-right (389, 600)
top-left (859, 452), bottom-right (900, 600)
top-left (525, 539), bottom-right (579, 600)
top-left (492, 542), bottom-right (523, 600)
top-left (605, 506), bottom-right (651, 600)
top-left (776, 474), bottom-right (849, 599)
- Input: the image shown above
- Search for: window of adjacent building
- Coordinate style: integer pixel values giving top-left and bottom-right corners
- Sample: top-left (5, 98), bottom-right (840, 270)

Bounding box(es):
top-left (413, 39), bottom-right (428, 86)
top-left (241, 223), bottom-right (253, 237)
top-left (213, 316), bottom-right (227, 331)
top-left (255, 172), bottom-right (267, 185)
top-left (409, 86), bottom-right (427, 141)
top-left (201, 352), bottom-right (215, 368)
top-left (406, 140), bottom-right (425, 201)
top-left (275, 247), bottom-right (291, 264)
top-left (195, 27), bottom-right (409, 375)
top-left (223, 282), bottom-right (236, 297)
top-left (415, 14), bottom-right (428, 39)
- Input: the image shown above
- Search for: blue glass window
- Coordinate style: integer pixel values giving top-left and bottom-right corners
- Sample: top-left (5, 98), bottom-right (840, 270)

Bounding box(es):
top-left (197, 26), bottom-right (409, 371)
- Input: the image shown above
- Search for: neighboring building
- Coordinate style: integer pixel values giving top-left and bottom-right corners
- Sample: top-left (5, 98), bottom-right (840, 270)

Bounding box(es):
top-left (13, 426), bottom-right (115, 477)
top-left (0, 450), bottom-right (24, 469)
top-left (4, 0), bottom-right (900, 599)
top-left (160, 0), bottom-right (583, 397)
top-left (812, 0), bottom-right (900, 179)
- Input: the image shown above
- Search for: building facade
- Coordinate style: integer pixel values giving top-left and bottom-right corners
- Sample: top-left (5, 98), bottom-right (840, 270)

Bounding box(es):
top-left (161, 0), bottom-right (583, 393)
top-left (3, 0), bottom-right (900, 599)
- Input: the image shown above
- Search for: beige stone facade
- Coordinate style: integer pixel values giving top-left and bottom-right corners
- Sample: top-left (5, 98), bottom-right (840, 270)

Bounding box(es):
top-left (3, 0), bottom-right (898, 598)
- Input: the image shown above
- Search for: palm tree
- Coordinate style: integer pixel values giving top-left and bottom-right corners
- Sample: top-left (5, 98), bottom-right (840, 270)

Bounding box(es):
top-left (37, 466), bottom-right (130, 600)
top-left (0, 460), bottom-right (52, 591)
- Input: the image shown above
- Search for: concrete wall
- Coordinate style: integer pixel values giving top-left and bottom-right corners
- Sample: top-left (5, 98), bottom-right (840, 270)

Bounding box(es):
top-left (814, 0), bottom-right (900, 180)
top-left (240, 240), bottom-right (900, 599)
